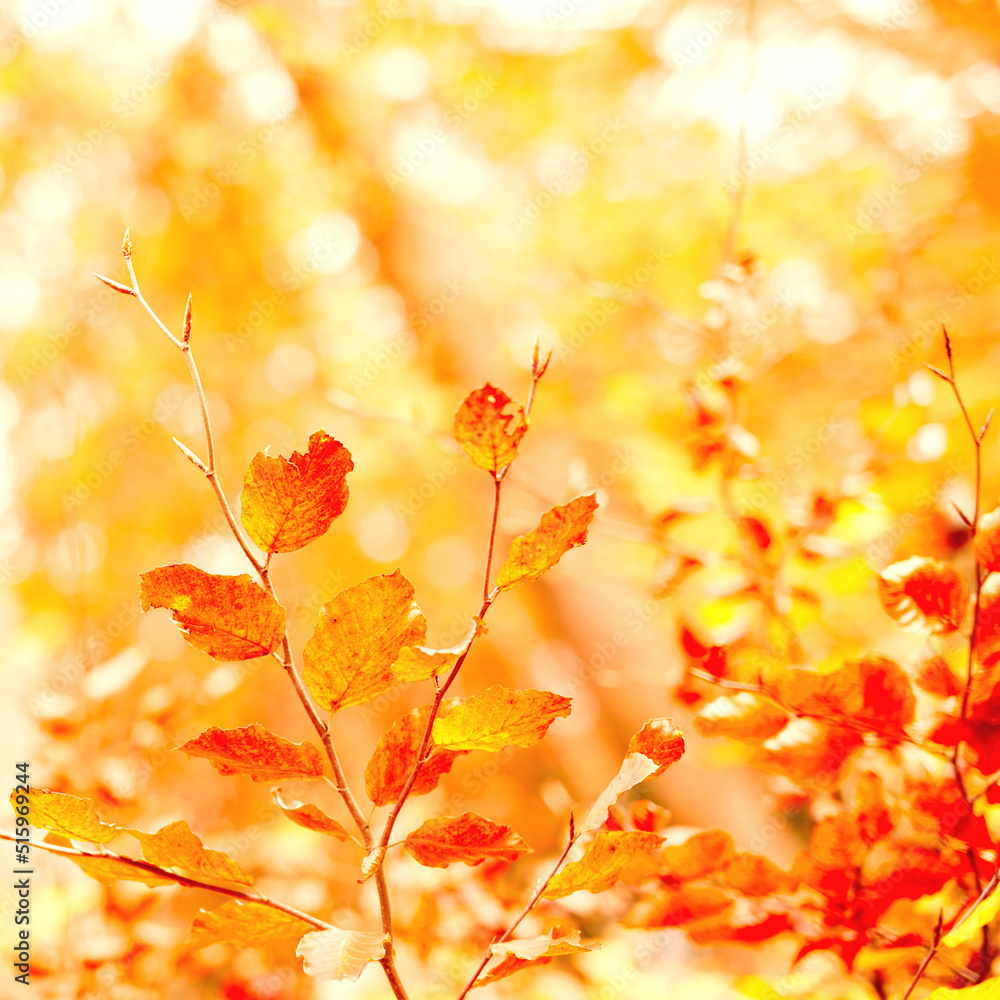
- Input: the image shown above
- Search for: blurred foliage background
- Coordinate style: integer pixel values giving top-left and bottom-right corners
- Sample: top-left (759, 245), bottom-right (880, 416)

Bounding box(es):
top-left (4, 0), bottom-right (1000, 996)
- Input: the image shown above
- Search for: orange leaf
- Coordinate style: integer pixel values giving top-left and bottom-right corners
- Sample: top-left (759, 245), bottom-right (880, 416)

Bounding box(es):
top-left (544, 830), bottom-right (664, 898)
top-left (365, 702), bottom-right (468, 807)
top-left (809, 812), bottom-right (867, 871)
top-left (403, 812), bottom-right (532, 868)
top-left (69, 854), bottom-right (175, 888)
top-left (626, 884), bottom-right (734, 928)
top-left (454, 383), bottom-right (527, 475)
top-left (472, 931), bottom-right (600, 989)
top-left (240, 430), bottom-right (353, 553)
top-left (975, 573), bottom-right (1000, 666)
top-left (176, 724), bottom-right (325, 782)
top-left (915, 654), bottom-right (964, 698)
top-left (296, 927), bottom-right (387, 982)
top-left (661, 829), bottom-right (735, 881)
top-left (976, 508), bottom-right (1000, 572)
top-left (626, 718), bottom-right (685, 777)
top-left (855, 770), bottom-right (894, 843)
top-left (271, 790), bottom-right (352, 841)
top-left (496, 495), bottom-right (598, 590)
top-left (127, 821), bottom-right (253, 886)
top-left (752, 718), bottom-right (862, 790)
top-left (11, 787), bottom-right (116, 844)
top-left (431, 685), bottom-right (572, 753)
top-left (190, 899), bottom-right (315, 948)
top-left (719, 853), bottom-right (798, 896)
top-left (303, 571), bottom-right (426, 713)
top-left (139, 564), bottom-right (285, 661)
top-left (694, 693), bottom-right (788, 741)
top-left (877, 556), bottom-right (969, 634)
top-left (580, 719), bottom-right (685, 834)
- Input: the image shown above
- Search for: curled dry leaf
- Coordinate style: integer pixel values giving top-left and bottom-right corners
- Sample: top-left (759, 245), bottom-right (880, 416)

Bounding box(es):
top-left (580, 718), bottom-right (684, 834)
top-left (472, 931), bottom-right (600, 989)
top-left (693, 692), bottom-right (788, 741)
top-left (975, 508), bottom-right (1000, 572)
top-left (190, 899), bottom-right (315, 948)
top-left (454, 383), bottom-right (527, 475)
top-left (296, 927), bottom-right (387, 982)
top-left (303, 571), bottom-right (426, 713)
top-left (11, 787), bottom-right (116, 844)
top-left (403, 812), bottom-right (532, 868)
top-left (876, 556), bottom-right (969, 634)
top-left (176, 724), bottom-right (325, 782)
top-left (496, 494), bottom-right (598, 590)
top-left (127, 820), bottom-right (253, 886)
top-left (240, 430), bottom-right (353, 553)
top-left (271, 789), bottom-right (352, 842)
top-left (139, 563), bottom-right (286, 661)
top-left (430, 685), bottom-right (572, 753)
top-left (544, 830), bottom-right (664, 898)
top-left (365, 702), bottom-right (468, 807)
top-left (392, 619), bottom-right (484, 684)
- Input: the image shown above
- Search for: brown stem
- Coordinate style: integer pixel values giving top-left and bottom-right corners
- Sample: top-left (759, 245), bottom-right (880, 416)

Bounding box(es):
top-left (0, 831), bottom-right (329, 930)
top-left (116, 240), bottom-right (408, 1000)
top-left (455, 817), bottom-right (578, 999)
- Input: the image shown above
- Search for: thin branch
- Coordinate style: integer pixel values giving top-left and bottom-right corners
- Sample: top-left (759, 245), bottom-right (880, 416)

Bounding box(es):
top-left (0, 830), bottom-right (330, 931)
top-left (112, 236), bottom-right (408, 1000)
top-left (900, 910), bottom-right (944, 1000)
top-left (456, 816), bottom-right (578, 1000)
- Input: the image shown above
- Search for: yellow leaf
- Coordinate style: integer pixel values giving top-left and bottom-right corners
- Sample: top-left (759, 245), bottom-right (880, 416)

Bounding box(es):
top-left (303, 571), bottom-right (426, 713)
top-left (431, 685), bottom-right (572, 753)
top-left (544, 831), bottom-right (664, 898)
top-left (497, 494), bottom-right (598, 589)
top-left (190, 899), bottom-right (315, 948)
top-left (942, 881), bottom-right (1000, 948)
top-left (10, 787), bottom-right (116, 844)
top-left (69, 853), bottom-right (175, 888)
top-left (127, 821), bottom-right (253, 886)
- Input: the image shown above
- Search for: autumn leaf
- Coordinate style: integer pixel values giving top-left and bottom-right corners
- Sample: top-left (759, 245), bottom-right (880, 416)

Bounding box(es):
top-left (127, 821), bottom-right (253, 886)
top-left (627, 718), bottom-right (685, 777)
top-left (454, 383), bottom-right (527, 476)
top-left (544, 830), bottom-right (664, 898)
top-left (496, 494), bottom-right (598, 590)
top-left (942, 880), bottom-right (1000, 948)
top-left (928, 982), bottom-right (1000, 1000)
top-left (472, 931), bottom-right (600, 989)
top-left (975, 508), bottom-right (1000, 572)
top-left (580, 719), bottom-right (685, 834)
top-left (190, 899), bottom-right (315, 948)
top-left (392, 619), bottom-right (484, 684)
top-left (271, 790), bottom-right (352, 842)
top-left (719, 853), bottom-right (798, 896)
top-left (240, 430), bottom-right (353, 553)
top-left (296, 927), bottom-right (387, 982)
top-left (975, 572), bottom-right (1000, 666)
top-left (176, 724), bottom-right (325, 782)
top-left (10, 787), bottom-right (116, 844)
top-left (365, 702), bottom-right (468, 807)
top-left (139, 563), bottom-right (286, 661)
top-left (661, 830), bottom-right (735, 881)
top-left (68, 854), bottom-right (176, 888)
top-left (694, 692), bottom-right (788, 741)
top-left (626, 884), bottom-right (735, 929)
top-left (303, 571), bottom-right (426, 713)
top-left (752, 718), bottom-right (862, 790)
top-left (430, 685), bottom-right (572, 753)
top-left (403, 812), bottom-right (532, 868)
top-left (877, 556), bottom-right (969, 634)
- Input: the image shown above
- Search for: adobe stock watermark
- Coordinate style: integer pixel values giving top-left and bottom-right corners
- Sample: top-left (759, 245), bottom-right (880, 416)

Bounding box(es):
top-left (556, 247), bottom-right (669, 360)
top-left (719, 84), bottom-right (834, 195)
top-left (178, 112), bottom-right (291, 222)
top-left (339, 0), bottom-right (404, 60)
top-left (845, 126), bottom-right (961, 242)
top-left (52, 63), bottom-right (170, 177)
top-left (384, 75), bottom-right (499, 190)
top-left (511, 117), bottom-right (630, 233)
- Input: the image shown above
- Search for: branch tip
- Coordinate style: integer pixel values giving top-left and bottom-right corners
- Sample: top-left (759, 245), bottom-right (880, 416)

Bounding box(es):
top-left (183, 293), bottom-right (193, 343)
top-left (171, 437), bottom-right (209, 472)
top-left (93, 272), bottom-right (137, 296)
top-left (122, 227), bottom-right (132, 260)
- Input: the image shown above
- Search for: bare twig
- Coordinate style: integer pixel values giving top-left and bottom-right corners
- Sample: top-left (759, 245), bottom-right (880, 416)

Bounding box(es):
top-left (456, 815), bottom-right (579, 999)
